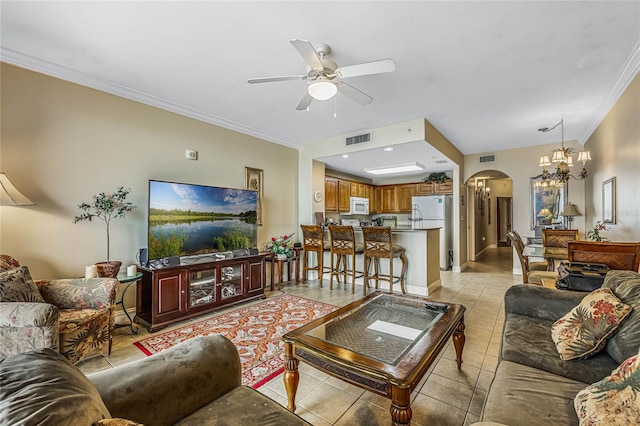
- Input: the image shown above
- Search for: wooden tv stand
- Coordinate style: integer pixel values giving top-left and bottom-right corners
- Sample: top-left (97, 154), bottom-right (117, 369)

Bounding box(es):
top-left (135, 254), bottom-right (266, 332)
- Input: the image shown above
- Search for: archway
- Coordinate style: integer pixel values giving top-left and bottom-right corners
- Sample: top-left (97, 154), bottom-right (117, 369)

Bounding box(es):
top-left (466, 170), bottom-right (512, 262)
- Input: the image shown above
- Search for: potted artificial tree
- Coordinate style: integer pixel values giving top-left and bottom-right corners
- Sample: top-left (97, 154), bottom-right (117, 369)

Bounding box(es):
top-left (73, 187), bottom-right (136, 277)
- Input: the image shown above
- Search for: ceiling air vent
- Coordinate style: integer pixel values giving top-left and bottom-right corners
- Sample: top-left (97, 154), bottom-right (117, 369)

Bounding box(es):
top-left (479, 155), bottom-right (495, 163)
top-left (346, 133), bottom-right (371, 146)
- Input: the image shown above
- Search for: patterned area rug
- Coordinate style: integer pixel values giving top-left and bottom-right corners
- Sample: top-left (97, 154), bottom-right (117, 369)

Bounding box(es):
top-left (133, 294), bottom-right (337, 388)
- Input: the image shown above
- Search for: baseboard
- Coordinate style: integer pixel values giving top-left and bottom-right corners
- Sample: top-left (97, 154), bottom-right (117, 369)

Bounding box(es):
top-left (115, 308), bottom-right (136, 325)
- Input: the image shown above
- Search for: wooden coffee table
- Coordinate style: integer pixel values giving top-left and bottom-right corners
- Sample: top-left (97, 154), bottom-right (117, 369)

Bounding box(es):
top-left (283, 291), bottom-right (466, 425)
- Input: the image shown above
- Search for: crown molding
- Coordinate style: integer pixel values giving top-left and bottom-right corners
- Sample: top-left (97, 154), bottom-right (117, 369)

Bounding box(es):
top-left (0, 48), bottom-right (300, 150)
top-left (578, 40), bottom-right (640, 144)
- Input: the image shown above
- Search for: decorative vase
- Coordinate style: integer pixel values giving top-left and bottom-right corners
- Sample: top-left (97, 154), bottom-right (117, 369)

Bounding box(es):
top-left (275, 253), bottom-right (287, 261)
top-left (95, 261), bottom-right (122, 278)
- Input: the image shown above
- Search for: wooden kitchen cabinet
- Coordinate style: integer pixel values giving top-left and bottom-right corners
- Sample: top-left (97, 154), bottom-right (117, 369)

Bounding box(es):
top-left (338, 180), bottom-right (351, 212)
top-left (324, 177), bottom-right (339, 212)
top-left (416, 179), bottom-right (453, 195)
top-left (416, 182), bottom-right (433, 195)
top-left (396, 184), bottom-right (417, 213)
top-left (436, 179), bottom-right (453, 194)
top-left (381, 186), bottom-right (397, 212)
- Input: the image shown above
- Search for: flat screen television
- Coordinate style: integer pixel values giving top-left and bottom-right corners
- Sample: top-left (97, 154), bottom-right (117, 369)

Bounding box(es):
top-left (147, 180), bottom-right (258, 261)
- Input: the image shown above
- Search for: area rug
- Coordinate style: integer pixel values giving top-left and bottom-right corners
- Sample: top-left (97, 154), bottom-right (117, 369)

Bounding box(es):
top-left (133, 294), bottom-right (337, 388)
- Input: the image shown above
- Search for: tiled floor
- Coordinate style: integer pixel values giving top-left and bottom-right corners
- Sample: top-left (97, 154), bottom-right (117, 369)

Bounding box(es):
top-left (78, 247), bottom-right (519, 425)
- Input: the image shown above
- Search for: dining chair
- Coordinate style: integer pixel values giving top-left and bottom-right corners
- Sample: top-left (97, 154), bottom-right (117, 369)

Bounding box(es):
top-left (542, 229), bottom-right (579, 269)
top-left (507, 231), bottom-right (558, 285)
top-left (511, 230), bottom-right (549, 272)
top-left (568, 241), bottom-right (640, 272)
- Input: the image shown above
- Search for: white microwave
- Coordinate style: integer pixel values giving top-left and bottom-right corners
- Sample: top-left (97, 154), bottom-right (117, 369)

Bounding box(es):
top-left (348, 197), bottom-right (369, 215)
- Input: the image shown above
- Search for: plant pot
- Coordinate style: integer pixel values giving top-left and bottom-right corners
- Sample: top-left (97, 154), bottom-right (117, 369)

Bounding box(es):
top-left (95, 261), bottom-right (122, 278)
top-left (275, 253), bottom-right (287, 261)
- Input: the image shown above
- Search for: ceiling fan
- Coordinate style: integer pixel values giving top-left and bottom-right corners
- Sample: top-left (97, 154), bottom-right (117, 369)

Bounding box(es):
top-left (248, 39), bottom-right (396, 110)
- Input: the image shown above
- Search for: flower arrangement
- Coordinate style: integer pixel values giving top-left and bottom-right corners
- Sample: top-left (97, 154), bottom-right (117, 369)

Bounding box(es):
top-left (587, 221), bottom-right (609, 242)
top-left (73, 187), bottom-right (137, 262)
top-left (265, 233), bottom-right (294, 257)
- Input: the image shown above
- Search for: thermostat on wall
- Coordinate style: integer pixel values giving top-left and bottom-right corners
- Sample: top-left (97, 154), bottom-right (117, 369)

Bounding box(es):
top-left (185, 149), bottom-right (198, 160)
top-left (314, 191), bottom-right (323, 202)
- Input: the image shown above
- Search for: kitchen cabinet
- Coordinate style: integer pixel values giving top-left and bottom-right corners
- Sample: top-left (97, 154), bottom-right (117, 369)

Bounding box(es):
top-left (416, 179), bottom-right (453, 195)
top-left (371, 187), bottom-right (382, 214)
top-left (416, 182), bottom-right (433, 195)
top-left (396, 184), bottom-right (417, 213)
top-left (338, 180), bottom-right (351, 212)
top-left (381, 186), bottom-right (397, 212)
top-left (324, 177), bottom-right (338, 212)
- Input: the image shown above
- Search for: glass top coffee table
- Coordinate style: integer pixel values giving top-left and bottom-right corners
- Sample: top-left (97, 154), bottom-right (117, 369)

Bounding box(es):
top-left (283, 291), bottom-right (466, 425)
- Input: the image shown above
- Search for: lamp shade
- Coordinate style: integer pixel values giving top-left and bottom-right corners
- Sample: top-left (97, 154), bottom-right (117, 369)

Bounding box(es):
top-left (561, 203), bottom-right (581, 217)
top-left (577, 151), bottom-right (592, 162)
top-left (0, 172), bottom-right (35, 206)
top-left (537, 208), bottom-right (552, 217)
top-left (308, 81), bottom-right (337, 100)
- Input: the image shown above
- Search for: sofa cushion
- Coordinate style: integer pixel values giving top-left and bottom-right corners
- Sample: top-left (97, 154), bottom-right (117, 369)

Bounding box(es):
top-left (574, 348), bottom-right (640, 426)
top-left (551, 288), bottom-right (631, 360)
top-left (603, 270), bottom-right (640, 364)
top-left (0, 266), bottom-right (45, 303)
top-left (502, 313), bottom-right (618, 384)
top-left (481, 360), bottom-right (586, 426)
top-left (0, 348), bottom-right (111, 424)
top-left (175, 385), bottom-right (311, 426)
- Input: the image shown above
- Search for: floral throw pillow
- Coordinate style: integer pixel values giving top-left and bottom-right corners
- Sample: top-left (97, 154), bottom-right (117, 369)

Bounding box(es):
top-left (551, 288), bottom-right (632, 361)
top-left (574, 349), bottom-right (640, 425)
top-left (0, 266), bottom-right (46, 303)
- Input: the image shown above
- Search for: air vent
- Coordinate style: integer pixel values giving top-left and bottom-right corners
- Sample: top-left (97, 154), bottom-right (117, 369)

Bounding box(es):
top-left (346, 133), bottom-right (371, 146)
top-left (479, 155), bottom-right (495, 163)
top-left (435, 160), bottom-right (448, 164)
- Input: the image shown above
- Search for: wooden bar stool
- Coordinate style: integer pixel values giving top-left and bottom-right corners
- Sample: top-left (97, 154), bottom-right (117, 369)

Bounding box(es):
top-left (362, 226), bottom-right (407, 295)
top-left (300, 224), bottom-right (330, 286)
top-left (328, 225), bottom-right (364, 294)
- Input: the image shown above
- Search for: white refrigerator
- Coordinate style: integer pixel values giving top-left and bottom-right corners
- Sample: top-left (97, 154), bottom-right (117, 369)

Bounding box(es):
top-left (411, 195), bottom-right (453, 270)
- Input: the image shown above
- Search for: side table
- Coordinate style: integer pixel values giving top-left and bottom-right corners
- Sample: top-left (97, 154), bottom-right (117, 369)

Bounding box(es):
top-left (268, 247), bottom-right (303, 290)
top-left (115, 272), bottom-right (143, 334)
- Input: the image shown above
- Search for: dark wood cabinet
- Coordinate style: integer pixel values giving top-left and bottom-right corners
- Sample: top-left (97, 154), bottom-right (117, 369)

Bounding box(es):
top-left (136, 255), bottom-right (266, 332)
top-left (381, 186), bottom-right (397, 212)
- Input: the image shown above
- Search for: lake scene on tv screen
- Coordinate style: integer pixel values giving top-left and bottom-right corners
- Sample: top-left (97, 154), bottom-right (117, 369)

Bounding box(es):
top-left (148, 180), bottom-right (257, 260)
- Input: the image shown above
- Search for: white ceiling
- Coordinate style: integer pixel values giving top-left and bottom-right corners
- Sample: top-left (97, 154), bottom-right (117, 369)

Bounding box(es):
top-left (2, 1), bottom-right (639, 178)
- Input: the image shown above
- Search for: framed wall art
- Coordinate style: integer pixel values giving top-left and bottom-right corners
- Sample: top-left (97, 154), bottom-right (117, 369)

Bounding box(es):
top-left (602, 177), bottom-right (616, 224)
top-left (530, 176), bottom-right (566, 230)
top-left (245, 167), bottom-right (263, 226)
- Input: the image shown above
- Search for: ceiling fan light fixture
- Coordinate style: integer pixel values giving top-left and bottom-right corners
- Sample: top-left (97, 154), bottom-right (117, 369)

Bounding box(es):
top-left (308, 81), bottom-right (337, 100)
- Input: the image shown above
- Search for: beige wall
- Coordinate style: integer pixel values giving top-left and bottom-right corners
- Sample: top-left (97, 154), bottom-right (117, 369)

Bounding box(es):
top-left (583, 73), bottom-right (640, 241)
top-left (0, 63), bottom-right (299, 280)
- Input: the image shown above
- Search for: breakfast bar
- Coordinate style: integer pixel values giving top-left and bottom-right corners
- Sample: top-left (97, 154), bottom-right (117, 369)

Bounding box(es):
top-left (322, 226), bottom-right (442, 295)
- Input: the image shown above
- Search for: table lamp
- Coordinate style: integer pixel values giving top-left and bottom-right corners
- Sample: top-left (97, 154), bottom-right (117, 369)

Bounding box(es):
top-left (537, 208), bottom-right (552, 225)
top-left (560, 203), bottom-right (581, 229)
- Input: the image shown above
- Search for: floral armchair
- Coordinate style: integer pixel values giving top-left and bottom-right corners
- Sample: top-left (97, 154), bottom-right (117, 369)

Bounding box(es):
top-left (0, 255), bottom-right (118, 364)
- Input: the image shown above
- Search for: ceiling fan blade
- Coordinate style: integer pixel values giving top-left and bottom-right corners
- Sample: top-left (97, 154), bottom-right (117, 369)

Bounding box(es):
top-left (336, 81), bottom-right (373, 105)
top-left (335, 59), bottom-right (396, 78)
top-left (247, 75), bottom-right (306, 84)
top-left (290, 39), bottom-right (324, 70)
top-left (296, 91), bottom-right (313, 111)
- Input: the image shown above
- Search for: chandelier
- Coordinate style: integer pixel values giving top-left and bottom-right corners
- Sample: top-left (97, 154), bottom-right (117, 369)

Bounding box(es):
top-left (538, 118), bottom-right (591, 183)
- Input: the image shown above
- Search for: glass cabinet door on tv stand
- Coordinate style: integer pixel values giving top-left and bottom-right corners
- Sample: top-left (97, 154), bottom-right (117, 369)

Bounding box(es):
top-left (220, 264), bottom-right (243, 300)
top-left (189, 268), bottom-right (217, 308)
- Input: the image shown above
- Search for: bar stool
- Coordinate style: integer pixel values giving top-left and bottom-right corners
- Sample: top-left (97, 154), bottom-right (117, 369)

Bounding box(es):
top-left (300, 224), bottom-right (330, 286)
top-left (362, 226), bottom-right (407, 295)
top-left (328, 225), bottom-right (364, 294)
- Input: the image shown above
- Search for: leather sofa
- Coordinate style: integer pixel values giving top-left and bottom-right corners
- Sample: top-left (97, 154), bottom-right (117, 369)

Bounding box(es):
top-left (476, 270), bottom-right (640, 425)
top-left (0, 334), bottom-right (310, 425)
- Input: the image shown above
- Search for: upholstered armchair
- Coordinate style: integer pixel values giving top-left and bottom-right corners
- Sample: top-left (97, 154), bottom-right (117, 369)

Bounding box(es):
top-left (0, 255), bottom-right (118, 364)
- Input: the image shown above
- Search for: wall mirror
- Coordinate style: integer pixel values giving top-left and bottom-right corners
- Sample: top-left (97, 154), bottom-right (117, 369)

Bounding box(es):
top-left (530, 176), bottom-right (566, 230)
top-left (602, 177), bottom-right (616, 224)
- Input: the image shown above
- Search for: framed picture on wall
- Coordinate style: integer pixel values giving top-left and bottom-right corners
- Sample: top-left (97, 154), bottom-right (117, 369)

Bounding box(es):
top-left (245, 167), bottom-right (263, 226)
top-left (602, 177), bottom-right (616, 224)
top-left (530, 176), bottom-right (566, 230)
